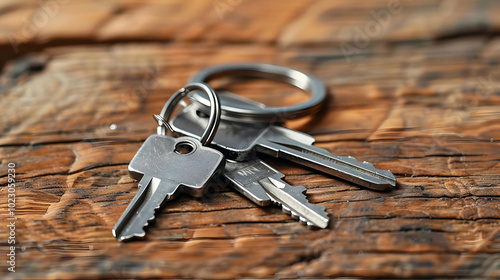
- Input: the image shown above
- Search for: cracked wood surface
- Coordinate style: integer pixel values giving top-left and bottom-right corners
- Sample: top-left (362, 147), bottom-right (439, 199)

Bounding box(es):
top-left (1, 0), bottom-right (500, 279)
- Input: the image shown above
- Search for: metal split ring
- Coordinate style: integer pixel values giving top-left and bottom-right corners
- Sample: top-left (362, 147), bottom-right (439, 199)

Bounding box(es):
top-left (189, 63), bottom-right (326, 123)
top-left (155, 82), bottom-right (221, 146)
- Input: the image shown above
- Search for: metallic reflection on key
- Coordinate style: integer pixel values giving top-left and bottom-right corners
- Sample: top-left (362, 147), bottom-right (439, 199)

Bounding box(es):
top-left (113, 135), bottom-right (225, 241)
top-left (172, 94), bottom-right (396, 191)
top-left (225, 159), bottom-right (329, 228)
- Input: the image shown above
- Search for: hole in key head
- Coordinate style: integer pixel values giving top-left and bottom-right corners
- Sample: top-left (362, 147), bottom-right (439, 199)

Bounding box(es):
top-left (196, 109), bottom-right (209, 118)
top-left (174, 141), bottom-right (195, 155)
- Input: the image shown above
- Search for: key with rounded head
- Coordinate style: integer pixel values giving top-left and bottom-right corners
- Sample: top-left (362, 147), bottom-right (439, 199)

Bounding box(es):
top-left (171, 94), bottom-right (396, 191)
top-left (224, 159), bottom-right (329, 228)
top-left (113, 83), bottom-right (225, 241)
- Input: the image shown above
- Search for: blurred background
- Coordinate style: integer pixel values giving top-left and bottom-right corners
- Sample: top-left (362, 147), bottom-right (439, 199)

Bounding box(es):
top-left (1, 0), bottom-right (500, 141)
top-left (1, 0), bottom-right (500, 279)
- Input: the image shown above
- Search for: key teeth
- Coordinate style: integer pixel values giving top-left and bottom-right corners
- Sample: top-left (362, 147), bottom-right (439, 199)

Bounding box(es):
top-left (274, 188), bottom-right (329, 228)
top-left (119, 230), bottom-right (146, 242)
top-left (141, 202), bottom-right (165, 232)
top-left (296, 185), bottom-right (307, 195)
top-left (339, 154), bottom-right (396, 185)
top-left (269, 196), bottom-right (280, 206)
top-left (341, 155), bottom-right (379, 172)
top-left (115, 200), bottom-right (165, 242)
top-left (342, 155), bottom-right (375, 168)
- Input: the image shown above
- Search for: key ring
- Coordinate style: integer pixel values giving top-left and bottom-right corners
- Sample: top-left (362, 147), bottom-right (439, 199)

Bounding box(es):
top-left (189, 63), bottom-right (327, 123)
top-left (155, 82), bottom-right (221, 146)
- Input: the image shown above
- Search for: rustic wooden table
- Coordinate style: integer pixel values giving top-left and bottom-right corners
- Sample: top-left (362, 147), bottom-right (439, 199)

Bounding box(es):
top-left (1, 0), bottom-right (499, 279)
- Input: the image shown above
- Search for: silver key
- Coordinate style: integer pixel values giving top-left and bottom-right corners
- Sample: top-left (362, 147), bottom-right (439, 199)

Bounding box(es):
top-left (224, 159), bottom-right (329, 228)
top-left (224, 159), bottom-right (272, 206)
top-left (112, 135), bottom-right (225, 241)
top-left (171, 98), bottom-right (396, 191)
top-left (113, 82), bottom-right (225, 241)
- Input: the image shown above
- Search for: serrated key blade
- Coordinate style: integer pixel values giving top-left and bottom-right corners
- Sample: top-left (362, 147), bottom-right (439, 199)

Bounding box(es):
top-left (258, 130), bottom-right (396, 191)
top-left (260, 175), bottom-right (329, 228)
top-left (113, 177), bottom-right (178, 242)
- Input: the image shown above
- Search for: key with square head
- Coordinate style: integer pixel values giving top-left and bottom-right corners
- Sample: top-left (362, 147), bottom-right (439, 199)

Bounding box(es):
top-left (113, 83), bottom-right (225, 242)
top-left (224, 159), bottom-right (329, 228)
top-left (171, 94), bottom-right (396, 191)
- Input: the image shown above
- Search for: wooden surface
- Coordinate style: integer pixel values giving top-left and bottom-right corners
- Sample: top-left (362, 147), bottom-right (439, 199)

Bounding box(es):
top-left (1, 0), bottom-right (500, 279)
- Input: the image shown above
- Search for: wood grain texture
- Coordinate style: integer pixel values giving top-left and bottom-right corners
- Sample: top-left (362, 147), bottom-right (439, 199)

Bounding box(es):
top-left (1, 0), bottom-right (500, 279)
